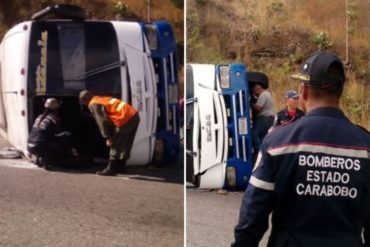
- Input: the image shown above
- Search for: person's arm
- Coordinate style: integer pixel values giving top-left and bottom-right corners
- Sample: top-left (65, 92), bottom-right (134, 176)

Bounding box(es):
top-left (251, 103), bottom-right (262, 112)
top-left (252, 93), bottom-right (267, 113)
top-left (89, 104), bottom-right (114, 139)
top-left (271, 113), bottom-right (281, 128)
top-left (232, 144), bottom-right (275, 247)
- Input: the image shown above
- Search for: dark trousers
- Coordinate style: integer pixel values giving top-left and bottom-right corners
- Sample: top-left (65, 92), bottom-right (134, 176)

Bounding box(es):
top-left (28, 136), bottom-right (70, 166)
top-left (110, 113), bottom-right (140, 162)
top-left (252, 115), bottom-right (274, 154)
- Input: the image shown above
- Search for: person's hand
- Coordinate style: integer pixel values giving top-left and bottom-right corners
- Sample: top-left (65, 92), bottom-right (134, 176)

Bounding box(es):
top-left (250, 94), bottom-right (258, 104)
top-left (106, 138), bottom-right (112, 147)
top-left (252, 93), bottom-right (258, 100)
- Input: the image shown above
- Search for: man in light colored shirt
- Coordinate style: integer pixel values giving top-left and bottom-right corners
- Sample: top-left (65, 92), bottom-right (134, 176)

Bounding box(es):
top-left (251, 83), bottom-right (274, 162)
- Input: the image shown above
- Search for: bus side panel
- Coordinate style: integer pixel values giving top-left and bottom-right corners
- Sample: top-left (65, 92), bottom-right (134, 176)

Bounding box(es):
top-left (112, 22), bottom-right (157, 165)
top-left (1, 23), bottom-right (31, 152)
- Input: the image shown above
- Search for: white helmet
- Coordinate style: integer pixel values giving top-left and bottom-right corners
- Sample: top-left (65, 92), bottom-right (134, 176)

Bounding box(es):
top-left (44, 98), bottom-right (60, 110)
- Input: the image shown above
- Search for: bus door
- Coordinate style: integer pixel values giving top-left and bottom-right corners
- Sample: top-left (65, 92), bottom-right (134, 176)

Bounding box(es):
top-left (217, 64), bottom-right (253, 190)
top-left (142, 21), bottom-right (180, 164)
top-left (187, 64), bottom-right (228, 189)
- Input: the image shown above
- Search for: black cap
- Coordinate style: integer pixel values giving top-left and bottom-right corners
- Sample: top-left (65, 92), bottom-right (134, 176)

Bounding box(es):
top-left (292, 51), bottom-right (345, 88)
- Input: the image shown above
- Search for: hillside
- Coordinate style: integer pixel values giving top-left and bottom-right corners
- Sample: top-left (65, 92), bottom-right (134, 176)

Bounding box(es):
top-left (0, 0), bottom-right (183, 40)
top-left (187, 0), bottom-right (369, 128)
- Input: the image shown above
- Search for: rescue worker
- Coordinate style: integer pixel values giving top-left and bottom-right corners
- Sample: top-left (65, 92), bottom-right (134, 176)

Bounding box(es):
top-left (251, 83), bottom-right (274, 160)
top-left (79, 90), bottom-right (140, 176)
top-left (271, 90), bottom-right (305, 128)
top-left (28, 98), bottom-right (72, 169)
top-left (232, 51), bottom-right (369, 246)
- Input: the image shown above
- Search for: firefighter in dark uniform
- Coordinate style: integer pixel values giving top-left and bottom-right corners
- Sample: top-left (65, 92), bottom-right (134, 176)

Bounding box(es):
top-left (232, 51), bottom-right (370, 247)
top-left (271, 90), bottom-right (305, 128)
top-left (28, 98), bottom-right (72, 169)
top-left (79, 90), bottom-right (140, 176)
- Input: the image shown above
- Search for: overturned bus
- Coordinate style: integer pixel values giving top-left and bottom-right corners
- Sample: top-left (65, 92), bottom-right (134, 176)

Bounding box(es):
top-left (0, 5), bottom-right (180, 165)
top-left (186, 64), bottom-right (253, 190)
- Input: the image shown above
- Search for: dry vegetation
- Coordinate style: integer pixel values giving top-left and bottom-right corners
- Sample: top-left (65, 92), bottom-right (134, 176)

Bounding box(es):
top-left (0, 0), bottom-right (183, 40)
top-left (187, 0), bottom-right (369, 129)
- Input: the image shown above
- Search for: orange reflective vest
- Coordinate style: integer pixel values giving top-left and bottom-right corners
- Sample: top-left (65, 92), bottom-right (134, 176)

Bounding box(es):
top-left (89, 96), bottom-right (138, 127)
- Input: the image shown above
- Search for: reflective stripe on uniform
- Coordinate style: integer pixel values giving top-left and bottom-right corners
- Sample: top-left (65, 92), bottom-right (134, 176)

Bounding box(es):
top-left (109, 98), bottom-right (126, 112)
top-left (268, 143), bottom-right (369, 159)
top-left (109, 98), bottom-right (118, 104)
top-left (116, 101), bottom-right (126, 111)
top-left (253, 152), bottom-right (263, 172)
top-left (249, 176), bottom-right (275, 191)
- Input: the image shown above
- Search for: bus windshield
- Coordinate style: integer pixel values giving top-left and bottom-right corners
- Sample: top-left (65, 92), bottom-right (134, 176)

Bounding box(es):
top-left (28, 21), bottom-right (122, 96)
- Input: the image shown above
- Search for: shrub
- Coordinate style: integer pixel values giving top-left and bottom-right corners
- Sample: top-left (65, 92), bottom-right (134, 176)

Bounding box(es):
top-left (312, 32), bottom-right (333, 51)
top-left (250, 27), bottom-right (261, 44)
top-left (268, 2), bottom-right (284, 12)
top-left (112, 1), bottom-right (128, 19)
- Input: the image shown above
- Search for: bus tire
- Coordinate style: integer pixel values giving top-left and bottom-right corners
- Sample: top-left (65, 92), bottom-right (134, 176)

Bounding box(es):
top-left (226, 166), bottom-right (236, 190)
top-left (152, 139), bottom-right (165, 166)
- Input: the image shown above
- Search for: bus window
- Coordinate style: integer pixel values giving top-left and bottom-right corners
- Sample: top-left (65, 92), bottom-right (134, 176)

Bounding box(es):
top-left (28, 21), bottom-right (122, 97)
top-left (84, 22), bottom-right (121, 95)
top-left (186, 65), bottom-right (194, 99)
top-left (58, 23), bottom-right (85, 90)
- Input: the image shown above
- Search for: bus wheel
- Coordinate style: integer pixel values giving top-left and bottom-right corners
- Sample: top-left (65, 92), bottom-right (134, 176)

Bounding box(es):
top-left (152, 139), bottom-right (165, 165)
top-left (192, 174), bottom-right (200, 187)
top-left (226, 166), bottom-right (236, 190)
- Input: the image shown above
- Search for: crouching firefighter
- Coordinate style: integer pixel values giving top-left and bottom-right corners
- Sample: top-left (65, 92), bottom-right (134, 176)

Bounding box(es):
top-left (79, 90), bottom-right (140, 176)
top-left (28, 98), bottom-right (73, 169)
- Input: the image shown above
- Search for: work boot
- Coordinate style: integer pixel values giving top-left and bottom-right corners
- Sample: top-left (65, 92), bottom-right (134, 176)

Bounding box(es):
top-left (37, 157), bottom-right (53, 170)
top-left (117, 160), bottom-right (127, 173)
top-left (97, 160), bottom-right (118, 176)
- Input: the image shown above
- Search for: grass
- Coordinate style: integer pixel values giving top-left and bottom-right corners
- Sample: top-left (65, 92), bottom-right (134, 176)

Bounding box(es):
top-left (265, 66), bottom-right (369, 129)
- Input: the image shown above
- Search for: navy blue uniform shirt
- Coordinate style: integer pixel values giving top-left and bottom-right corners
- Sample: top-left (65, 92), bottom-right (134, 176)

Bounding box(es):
top-left (233, 107), bottom-right (370, 247)
top-left (272, 108), bottom-right (305, 128)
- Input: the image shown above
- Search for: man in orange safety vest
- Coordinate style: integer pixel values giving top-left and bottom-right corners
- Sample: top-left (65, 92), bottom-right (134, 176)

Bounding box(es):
top-left (79, 90), bottom-right (140, 176)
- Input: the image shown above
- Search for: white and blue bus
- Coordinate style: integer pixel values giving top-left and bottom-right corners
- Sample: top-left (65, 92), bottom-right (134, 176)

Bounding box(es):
top-left (141, 21), bottom-right (180, 164)
top-left (0, 4), bottom-right (179, 165)
top-left (186, 64), bottom-right (253, 189)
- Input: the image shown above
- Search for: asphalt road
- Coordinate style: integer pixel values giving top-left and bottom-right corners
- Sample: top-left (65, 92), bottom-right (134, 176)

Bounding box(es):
top-left (0, 138), bottom-right (184, 247)
top-left (186, 188), bottom-right (269, 247)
